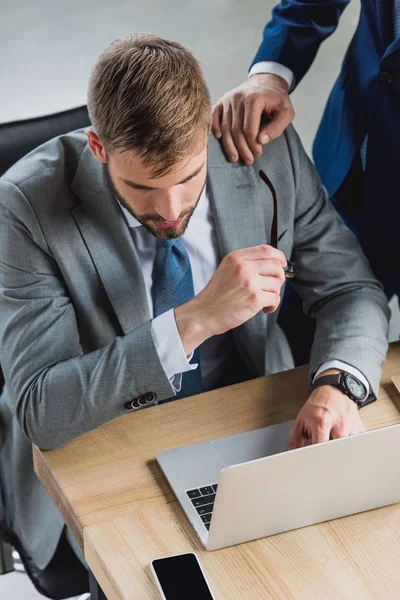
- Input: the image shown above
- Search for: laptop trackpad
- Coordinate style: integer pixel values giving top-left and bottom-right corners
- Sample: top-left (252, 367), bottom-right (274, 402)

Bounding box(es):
top-left (211, 421), bottom-right (294, 467)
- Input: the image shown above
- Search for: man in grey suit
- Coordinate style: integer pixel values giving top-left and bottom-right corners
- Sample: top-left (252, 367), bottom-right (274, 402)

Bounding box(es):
top-left (0, 34), bottom-right (389, 570)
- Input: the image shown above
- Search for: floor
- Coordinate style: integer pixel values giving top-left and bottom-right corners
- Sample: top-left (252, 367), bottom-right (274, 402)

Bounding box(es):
top-left (1, 0), bottom-right (399, 597)
top-left (1, 572), bottom-right (45, 599)
top-left (0, 570), bottom-right (88, 600)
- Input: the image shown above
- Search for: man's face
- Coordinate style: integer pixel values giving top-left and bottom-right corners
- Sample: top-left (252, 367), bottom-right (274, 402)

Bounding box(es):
top-left (87, 130), bottom-right (207, 240)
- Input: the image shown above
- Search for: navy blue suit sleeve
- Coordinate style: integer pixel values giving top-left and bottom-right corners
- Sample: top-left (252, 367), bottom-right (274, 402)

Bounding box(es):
top-left (251, 0), bottom-right (352, 88)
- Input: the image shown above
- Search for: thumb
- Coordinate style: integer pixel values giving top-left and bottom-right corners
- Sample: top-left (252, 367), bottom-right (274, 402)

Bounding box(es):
top-left (258, 104), bottom-right (295, 145)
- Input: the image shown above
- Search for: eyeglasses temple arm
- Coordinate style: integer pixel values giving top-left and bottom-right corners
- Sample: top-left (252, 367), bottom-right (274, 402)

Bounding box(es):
top-left (259, 169), bottom-right (278, 249)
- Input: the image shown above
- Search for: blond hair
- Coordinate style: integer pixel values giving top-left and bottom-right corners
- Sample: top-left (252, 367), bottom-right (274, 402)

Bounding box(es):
top-left (87, 33), bottom-right (211, 177)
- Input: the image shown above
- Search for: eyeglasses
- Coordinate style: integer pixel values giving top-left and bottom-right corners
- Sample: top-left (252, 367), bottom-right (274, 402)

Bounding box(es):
top-left (258, 169), bottom-right (295, 279)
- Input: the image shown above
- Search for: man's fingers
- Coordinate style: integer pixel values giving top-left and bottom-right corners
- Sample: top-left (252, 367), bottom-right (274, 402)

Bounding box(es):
top-left (231, 103), bottom-right (255, 166)
top-left (257, 101), bottom-right (295, 144)
top-left (347, 424), bottom-right (367, 436)
top-left (212, 103), bottom-right (223, 139)
top-left (232, 244), bottom-right (286, 265)
top-left (259, 274), bottom-right (284, 295)
top-left (220, 104), bottom-right (239, 162)
top-left (257, 264), bottom-right (286, 287)
top-left (331, 413), bottom-right (366, 440)
top-left (331, 425), bottom-right (365, 440)
top-left (259, 291), bottom-right (281, 312)
top-left (256, 262), bottom-right (286, 287)
top-left (262, 304), bottom-right (281, 315)
top-left (330, 425), bottom-right (348, 440)
top-left (348, 428), bottom-right (366, 436)
top-left (311, 423), bottom-right (331, 445)
top-left (287, 424), bottom-right (307, 450)
top-left (247, 256), bottom-right (286, 276)
top-left (243, 99), bottom-right (265, 157)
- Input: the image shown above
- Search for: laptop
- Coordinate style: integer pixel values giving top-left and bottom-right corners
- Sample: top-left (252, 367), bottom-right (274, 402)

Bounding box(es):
top-left (156, 421), bottom-right (400, 550)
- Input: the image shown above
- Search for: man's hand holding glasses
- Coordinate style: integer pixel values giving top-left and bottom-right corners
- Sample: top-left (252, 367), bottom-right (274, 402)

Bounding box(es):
top-left (175, 169), bottom-right (292, 356)
top-left (175, 244), bottom-right (287, 356)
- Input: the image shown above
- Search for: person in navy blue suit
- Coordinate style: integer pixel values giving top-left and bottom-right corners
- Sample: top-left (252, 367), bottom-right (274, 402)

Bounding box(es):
top-left (213, 0), bottom-right (400, 363)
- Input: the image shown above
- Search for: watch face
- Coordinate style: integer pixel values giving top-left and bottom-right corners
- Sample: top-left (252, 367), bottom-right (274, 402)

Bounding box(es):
top-left (343, 373), bottom-right (366, 401)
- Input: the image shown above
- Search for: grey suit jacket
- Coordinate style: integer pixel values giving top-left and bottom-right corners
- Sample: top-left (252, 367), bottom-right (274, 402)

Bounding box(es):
top-left (0, 126), bottom-right (389, 568)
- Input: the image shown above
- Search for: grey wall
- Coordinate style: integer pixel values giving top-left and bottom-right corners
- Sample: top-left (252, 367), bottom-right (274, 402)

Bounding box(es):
top-left (1, 0), bottom-right (361, 156)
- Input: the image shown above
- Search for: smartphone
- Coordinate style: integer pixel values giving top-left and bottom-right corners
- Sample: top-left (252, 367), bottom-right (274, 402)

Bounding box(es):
top-left (150, 552), bottom-right (216, 600)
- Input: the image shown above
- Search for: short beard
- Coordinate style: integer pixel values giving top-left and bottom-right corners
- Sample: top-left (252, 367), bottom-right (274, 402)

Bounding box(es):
top-left (105, 161), bottom-right (205, 240)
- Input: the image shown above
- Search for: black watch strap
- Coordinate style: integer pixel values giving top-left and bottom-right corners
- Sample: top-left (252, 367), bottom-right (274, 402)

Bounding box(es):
top-left (311, 372), bottom-right (372, 407)
top-left (312, 374), bottom-right (342, 390)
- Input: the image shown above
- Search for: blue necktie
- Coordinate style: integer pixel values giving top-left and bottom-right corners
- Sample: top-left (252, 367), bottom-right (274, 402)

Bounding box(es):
top-left (152, 239), bottom-right (203, 401)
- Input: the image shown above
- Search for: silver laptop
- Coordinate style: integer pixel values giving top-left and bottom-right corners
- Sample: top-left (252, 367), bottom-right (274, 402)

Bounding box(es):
top-left (156, 421), bottom-right (400, 550)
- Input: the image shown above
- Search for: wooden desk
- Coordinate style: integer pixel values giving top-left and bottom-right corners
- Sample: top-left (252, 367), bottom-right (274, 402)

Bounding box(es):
top-left (34, 342), bottom-right (400, 599)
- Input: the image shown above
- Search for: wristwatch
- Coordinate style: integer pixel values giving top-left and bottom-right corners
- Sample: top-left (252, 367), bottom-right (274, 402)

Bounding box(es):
top-left (311, 372), bottom-right (372, 408)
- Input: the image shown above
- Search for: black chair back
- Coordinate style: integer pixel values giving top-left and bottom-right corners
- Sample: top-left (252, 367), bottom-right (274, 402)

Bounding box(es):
top-left (0, 106), bottom-right (90, 177)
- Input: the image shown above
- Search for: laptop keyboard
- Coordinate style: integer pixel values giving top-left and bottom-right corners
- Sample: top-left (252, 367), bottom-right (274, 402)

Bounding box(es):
top-left (186, 484), bottom-right (218, 531)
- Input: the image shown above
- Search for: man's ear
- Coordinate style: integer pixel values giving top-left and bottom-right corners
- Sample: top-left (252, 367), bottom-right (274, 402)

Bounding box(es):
top-left (85, 129), bottom-right (107, 163)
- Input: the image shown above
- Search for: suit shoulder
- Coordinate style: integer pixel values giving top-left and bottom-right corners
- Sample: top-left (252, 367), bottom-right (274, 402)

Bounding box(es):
top-left (256, 123), bottom-right (301, 166)
top-left (207, 127), bottom-right (294, 166)
top-left (207, 125), bottom-right (303, 166)
top-left (0, 130), bottom-right (87, 191)
top-left (207, 133), bottom-right (232, 166)
top-left (0, 130), bottom-right (88, 215)
top-left (256, 124), bottom-right (306, 189)
top-left (282, 124), bottom-right (303, 155)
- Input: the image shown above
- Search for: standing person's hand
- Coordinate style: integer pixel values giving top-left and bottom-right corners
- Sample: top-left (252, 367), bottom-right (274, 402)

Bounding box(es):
top-left (212, 74), bottom-right (295, 165)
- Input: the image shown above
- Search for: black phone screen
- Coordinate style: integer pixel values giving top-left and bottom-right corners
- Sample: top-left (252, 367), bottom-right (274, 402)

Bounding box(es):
top-left (152, 553), bottom-right (214, 600)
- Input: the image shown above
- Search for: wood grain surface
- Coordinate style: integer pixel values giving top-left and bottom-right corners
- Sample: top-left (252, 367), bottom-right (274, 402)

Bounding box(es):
top-left (33, 342), bottom-right (400, 598)
top-left (84, 498), bottom-right (400, 600)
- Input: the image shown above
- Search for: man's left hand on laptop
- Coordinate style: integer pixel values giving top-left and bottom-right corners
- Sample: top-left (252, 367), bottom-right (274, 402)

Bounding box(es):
top-left (287, 369), bottom-right (366, 449)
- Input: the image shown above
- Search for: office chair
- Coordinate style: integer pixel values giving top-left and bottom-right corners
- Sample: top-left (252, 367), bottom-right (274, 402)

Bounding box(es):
top-left (0, 106), bottom-right (91, 599)
top-left (0, 106), bottom-right (90, 176)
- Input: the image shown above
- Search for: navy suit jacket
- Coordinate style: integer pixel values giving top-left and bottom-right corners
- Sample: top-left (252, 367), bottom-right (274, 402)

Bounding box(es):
top-left (252, 0), bottom-right (400, 280)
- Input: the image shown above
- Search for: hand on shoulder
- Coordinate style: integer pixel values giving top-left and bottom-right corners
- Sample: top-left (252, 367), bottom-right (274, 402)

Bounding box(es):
top-left (212, 73), bottom-right (295, 165)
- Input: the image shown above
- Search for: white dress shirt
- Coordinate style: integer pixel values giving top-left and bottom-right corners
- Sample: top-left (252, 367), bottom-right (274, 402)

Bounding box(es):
top-left (249, 61), bottom-right (295, 90)
top-left (118, 187), bottom-right (370, 399)
top-left (119, 187), bottom-right (236, 392)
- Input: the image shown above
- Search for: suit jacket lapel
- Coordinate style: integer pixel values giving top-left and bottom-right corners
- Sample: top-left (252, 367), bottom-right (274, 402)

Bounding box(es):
top-left (71, 145), bottom-right (150, 335)
top-left (375, 0), bottom-right (400, 60)
top-left (374, 0), bottom-right (393, 52)
top-left (207, 136), bottom-right (274, 376)
top-left (383, 37), bottom-right (400, 61)
top-left (207, 136), bottom-right (274, 256)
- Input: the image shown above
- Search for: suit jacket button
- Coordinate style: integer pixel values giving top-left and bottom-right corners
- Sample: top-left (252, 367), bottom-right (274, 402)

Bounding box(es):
top-left (138, 396), bottom-right (147, 406)
top-left (145, 392), bottom-right (157, 403)
top-left (124, 398), bottom-right (139, 410)
top-left (379, 71), bottom-right (393, 83)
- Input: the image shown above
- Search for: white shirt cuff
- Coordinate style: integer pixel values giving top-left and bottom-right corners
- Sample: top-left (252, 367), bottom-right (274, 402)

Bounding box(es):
top-left (150, 309), bottom-right (197, 391)
top-left (313, 360), bottom-right (370, 402)
top-left (249, 61), bottom-right (295, 91)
